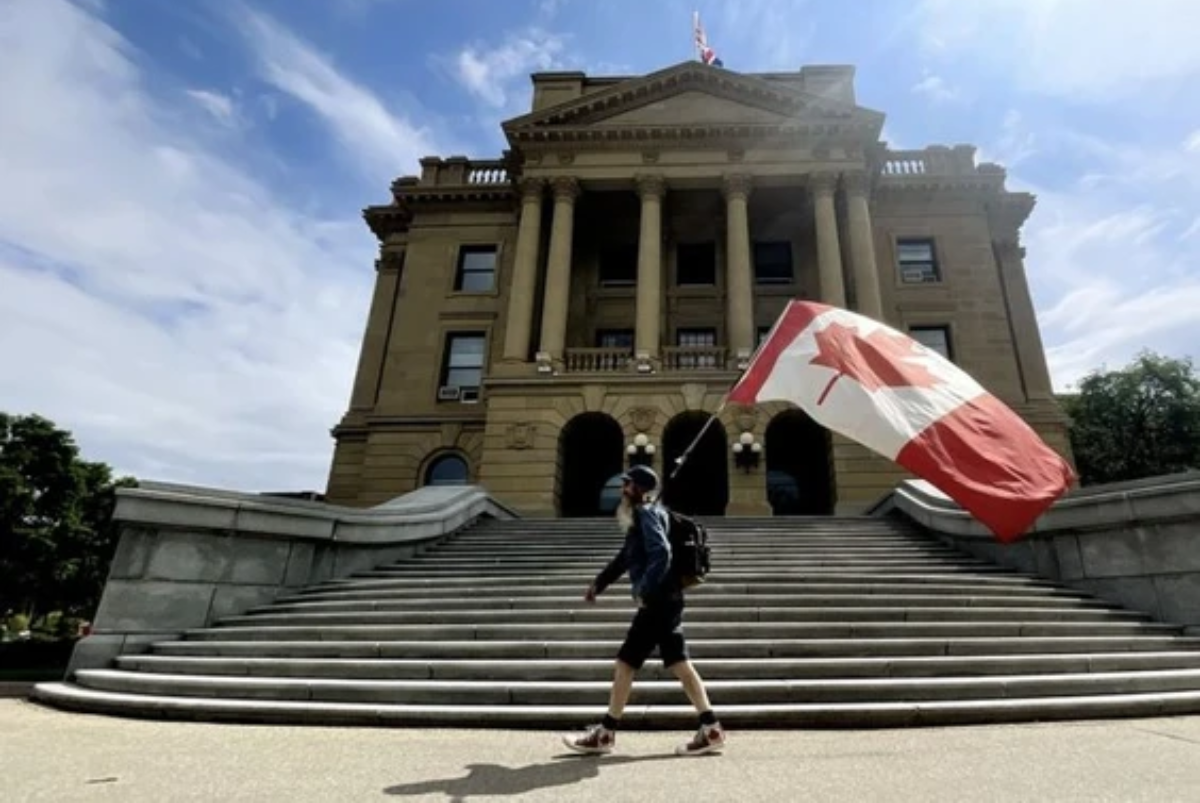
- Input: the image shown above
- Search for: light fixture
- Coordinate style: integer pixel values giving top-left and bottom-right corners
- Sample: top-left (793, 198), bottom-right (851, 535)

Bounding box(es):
top-left (626, 433), bottom-right (656, 466)
top-left (732, 430), bottom-right (762, 471)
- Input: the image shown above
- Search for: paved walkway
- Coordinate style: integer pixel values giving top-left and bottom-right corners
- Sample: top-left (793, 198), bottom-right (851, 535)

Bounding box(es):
top-left (4, 699), bottom-right (1200, 801)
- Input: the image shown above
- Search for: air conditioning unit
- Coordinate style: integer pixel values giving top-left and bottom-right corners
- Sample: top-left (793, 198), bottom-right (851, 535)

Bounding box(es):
top-left (460, 388), bottom-right (480, 404)
top-left (902, 268), bottom-right (933, 284)
top-left (437, 386), bottom-right (461, 401)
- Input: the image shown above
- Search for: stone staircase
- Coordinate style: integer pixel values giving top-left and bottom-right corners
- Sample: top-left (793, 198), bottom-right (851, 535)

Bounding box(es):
top-left (34, 516), bottom-right (1200, 728)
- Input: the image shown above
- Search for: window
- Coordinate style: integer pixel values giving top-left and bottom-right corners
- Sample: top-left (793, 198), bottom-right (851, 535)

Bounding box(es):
top-left (440, 333), bottom-right (486, 395)
top-left (677, 243), bottom-right (716, 286)
top-left (909, 325), bottom-right (952, 360)
top-left (897, 238), bottom-right (940, 283)
top-left (454, 245), bottom-right (497, 292)
top-left (595, 329), bottom-right (634, 349)
top-left (676, 327), bottom-right (718, 369)
top-left (425, 454), bottom-right (469, 486)
top-left (599, 244), bottom-right (637, 287)
top-left (753, 242), bottom-right (793, 285)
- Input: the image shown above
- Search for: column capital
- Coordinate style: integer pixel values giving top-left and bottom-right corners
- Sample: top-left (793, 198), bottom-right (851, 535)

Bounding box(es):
top-left (517, 177), bottom-right (545, 202)
top-left (841, 171), bottom-right (872, 197)
top-left (634, 173), bottom-right (667, 200)
top-left (809, 171), bottom-right (839, 197)
top-left (993, 237), bottom-right (1026, 261)
top-left (722, 173), bottom-right (753, 201)
top-left (550, 176), bottom-right (581, 202)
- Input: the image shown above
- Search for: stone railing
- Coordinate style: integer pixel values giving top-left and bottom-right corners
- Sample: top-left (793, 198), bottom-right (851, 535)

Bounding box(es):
top-left (66, 482), bottom-right (517, 676)
top-left (872, 471), bottom-right (1200, 634)
top-left (565, 347), bottom-right (632, 373)
top-left (880, 145), bottom-right (983, 178)
top-left (417, 156), bottom-right (510, 187)
top-left (663, 346), bottom-right (728, 372)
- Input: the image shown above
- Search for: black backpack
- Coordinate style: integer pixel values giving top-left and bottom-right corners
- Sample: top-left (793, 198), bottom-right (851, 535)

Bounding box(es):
top-left (664, 508), bottom-right (711, 589)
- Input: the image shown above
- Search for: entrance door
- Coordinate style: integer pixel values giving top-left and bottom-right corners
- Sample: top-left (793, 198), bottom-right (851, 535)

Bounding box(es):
top-left (765, 409), bottom-right (833, 515)
top-left (661, 412), bottom-right (728, 516)
top-left (558, 413), bottom-right (624, 517)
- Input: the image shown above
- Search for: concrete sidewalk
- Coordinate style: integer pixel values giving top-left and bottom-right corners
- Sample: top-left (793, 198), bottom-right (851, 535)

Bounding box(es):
top-left (4, 699), bottom-right (1200, 802)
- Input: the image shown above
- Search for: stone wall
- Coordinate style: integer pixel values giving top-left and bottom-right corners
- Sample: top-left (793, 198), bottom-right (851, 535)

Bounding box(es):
top-left (878, 472), bottom-right (1200, 634)
top-left (68, 482), bottom-right (515, 676)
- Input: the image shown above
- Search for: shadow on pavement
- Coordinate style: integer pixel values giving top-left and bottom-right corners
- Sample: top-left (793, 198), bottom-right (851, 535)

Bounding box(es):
top-left (383, 752), bottom-right (693, 800)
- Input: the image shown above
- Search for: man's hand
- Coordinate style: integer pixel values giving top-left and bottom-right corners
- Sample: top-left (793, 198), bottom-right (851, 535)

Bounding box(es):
top-left (584, 584), bottom-right (597, 604)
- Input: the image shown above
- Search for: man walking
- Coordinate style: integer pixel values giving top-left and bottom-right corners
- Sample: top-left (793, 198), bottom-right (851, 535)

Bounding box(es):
top-left (562, 465), bottom-right (726, 757)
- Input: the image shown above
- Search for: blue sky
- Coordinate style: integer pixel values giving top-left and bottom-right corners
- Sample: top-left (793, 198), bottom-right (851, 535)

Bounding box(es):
top-left (2, 0), bottom-right (1197, 492)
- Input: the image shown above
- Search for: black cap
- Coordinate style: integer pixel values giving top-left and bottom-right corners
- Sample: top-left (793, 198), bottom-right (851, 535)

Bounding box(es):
top-left (621, 465), bottom-right (659, 492)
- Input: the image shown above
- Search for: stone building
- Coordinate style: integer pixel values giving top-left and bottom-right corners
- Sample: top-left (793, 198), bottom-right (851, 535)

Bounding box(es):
top-left (324, 61), bottom-right (1071, 518)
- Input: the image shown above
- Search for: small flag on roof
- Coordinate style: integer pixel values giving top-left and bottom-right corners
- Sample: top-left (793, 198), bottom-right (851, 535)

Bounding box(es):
top-left (693, 11), bottom-right (723, 68)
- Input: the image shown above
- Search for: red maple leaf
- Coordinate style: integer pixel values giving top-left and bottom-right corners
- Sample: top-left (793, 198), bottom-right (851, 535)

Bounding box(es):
top-left (809, 322), bottom-right (943, 405)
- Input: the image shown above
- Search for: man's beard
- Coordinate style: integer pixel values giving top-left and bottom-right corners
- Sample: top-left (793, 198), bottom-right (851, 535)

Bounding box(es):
top-left (615, 494), bottom-right (635, 531)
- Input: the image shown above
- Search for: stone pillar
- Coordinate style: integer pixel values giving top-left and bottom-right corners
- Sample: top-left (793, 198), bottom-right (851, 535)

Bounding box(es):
top-left (723, 174), bottom-right (755, 367)
top-left (536, 177), bottom-right (580, 366)
top-left (842, 171), bottom-right (884, 320)
top-left (501, 178), bottom-right (544, 362)
top-left (634, 175), bottom-right (666, 365)
top-left (810, 172), bottom-right (847, 308)
top-left (994, 238), bottom-right (1055, 401)
top-left (348, 250), bottom-right (404, 410)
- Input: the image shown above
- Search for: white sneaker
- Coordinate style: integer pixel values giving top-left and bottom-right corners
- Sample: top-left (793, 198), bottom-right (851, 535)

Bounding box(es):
top-left (562, 724), bottom-right (615, 755)
top-left (676, 723), bottom-right (726, 756)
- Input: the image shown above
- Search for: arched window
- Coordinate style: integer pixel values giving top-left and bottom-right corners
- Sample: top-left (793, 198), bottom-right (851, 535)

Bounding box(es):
top-left (424, 454), bottom-right (469, 486)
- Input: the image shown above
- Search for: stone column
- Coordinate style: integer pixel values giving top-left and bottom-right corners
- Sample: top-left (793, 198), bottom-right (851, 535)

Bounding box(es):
top-left (536, 177), bottom-right (580, 366)
top-left (842, 171), bottom-right (884, 320)
top-left (994, 238), bottom-right (1055, 401)
top-left (501, 178), bottom-right (544, 362)
top-left (810, 172), bottom-right (847, 308)
top-left (348, 250), bottom-right (404, 409)
top-left (723, 174), bottom-right (755, 367)
top-left (634, 175), bottom-right (666, 365)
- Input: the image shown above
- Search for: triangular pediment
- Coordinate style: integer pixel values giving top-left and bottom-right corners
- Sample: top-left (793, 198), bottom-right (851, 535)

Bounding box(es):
top-left (503, 62), bottom-right (883, 141)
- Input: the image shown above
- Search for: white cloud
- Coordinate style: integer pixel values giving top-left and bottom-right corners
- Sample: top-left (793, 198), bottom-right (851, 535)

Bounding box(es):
top-left (916, 0), bottom-right (1200, 100)
top-left (911, 72), bottom-right (957, 104)
top-left (453, 28), bottom-right (566, 110)
top-left (0, 0), bottom-right (395, 491)
top-left (716, 0), bottom-right (815, 71)
top-left (185, 88), bottom-right (236, 126)
top-left (1185, 130), bottom-right (1200, 153)
top-left (239, 8), bottom-right (441, 180)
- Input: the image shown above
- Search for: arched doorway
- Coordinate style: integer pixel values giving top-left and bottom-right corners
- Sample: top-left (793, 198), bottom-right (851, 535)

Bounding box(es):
top-left (559, 413), bottom-right (624, 517)
top-left (765, 409), bottom-right (833, 515)
top-left (661, 412), bottom-right (728, 516)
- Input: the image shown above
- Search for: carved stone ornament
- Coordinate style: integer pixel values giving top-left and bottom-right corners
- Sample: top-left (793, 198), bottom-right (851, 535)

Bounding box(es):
top-left (517, 177), bottom-right (545, 201)
top-left (680, 383), bottom-right (707, 411)
top-left (641, 150), bottom-right (660, 164)
top-left (733, 405), bottom-right (758, 434)
top-left (727, 148), bottom-right (745, 163)
top-left (721, 173), bottom-right (753, 201)
top-left (841, 171), bottom-right (871, 197)
top-left (581, 384), bottom-right (607, 412)
top-left (634, 174), bottom-right (667, 200)
top-left (441, 422), bottom-right (463, 448)
top-left (505, 422), bottom-right (536, 450)
top-left (551, 176), bottom-right (581, 201)
top-left (527, 153), bottom-right (544, 166)
top-left (809, 171), bottom-right (838, 197)
top-left (630, 407), bottom-right (656, 433)
top-left (556, 152), bottom-right (576, 166)
top-left (375, 250), bottom-right (404, 273)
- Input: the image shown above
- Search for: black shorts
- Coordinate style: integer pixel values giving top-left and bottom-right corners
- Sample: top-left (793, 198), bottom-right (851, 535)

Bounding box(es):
top-left (616, 596), bottom-right (688, 670)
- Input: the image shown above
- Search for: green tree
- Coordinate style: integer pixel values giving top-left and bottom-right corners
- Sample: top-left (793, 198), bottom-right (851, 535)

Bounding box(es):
top-left (0, 413), bottom-right (135, 625)
top-left (1064, 352), bottom-right (1200, 485)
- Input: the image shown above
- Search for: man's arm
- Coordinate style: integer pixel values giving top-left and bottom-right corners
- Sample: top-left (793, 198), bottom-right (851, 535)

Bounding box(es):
top-left (635, 506), bottom-right (672, 598)
top-left (591, 541), bottom-right (629, 597)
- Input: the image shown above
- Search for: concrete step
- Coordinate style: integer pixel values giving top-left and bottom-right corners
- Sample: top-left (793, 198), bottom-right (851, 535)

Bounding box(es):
top-left (258, 593), bottom-right (1109, 614)
top-left (70, 667), bottom-right (1200, 707)
top-left (422, 545), bottom-right (966, 559)
top-left (114, 652), bottom-right (1200, 682)
top-left (150, 635), bottom-right (1200, 660)
top-left (216, 607), bottom-right (1149, 629)
top-left (187, 621), bottom-right (1178, 643)
top-left (350, 565), bottom-right (1016, 580)
top-left (389, 554), bottom-right (983, 569)
top-left (35, 681), bottom-right (1200, 729)
top-left (280, 581), bottom-right (1089, 603)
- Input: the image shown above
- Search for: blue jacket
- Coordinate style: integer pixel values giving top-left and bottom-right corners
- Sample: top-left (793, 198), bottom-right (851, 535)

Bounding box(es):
top-left (593, 503), bottom-right (677, 601)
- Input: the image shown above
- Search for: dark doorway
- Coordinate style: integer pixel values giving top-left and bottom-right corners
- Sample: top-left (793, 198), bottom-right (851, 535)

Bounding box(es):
top-left (661, 412), bottom-right (728, 516)
top-left (765, 409), bottom-right (833, 515)
top-left (559, 413), bottom-right (624, 517)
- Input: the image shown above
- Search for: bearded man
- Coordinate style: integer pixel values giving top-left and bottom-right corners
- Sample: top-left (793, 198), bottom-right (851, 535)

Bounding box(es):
top-left (562, 465), bottom-right (726, 757)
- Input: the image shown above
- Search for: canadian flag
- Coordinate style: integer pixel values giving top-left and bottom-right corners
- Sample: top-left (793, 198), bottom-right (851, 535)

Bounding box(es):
top-left (728, 301), bottom-right (1075, 541)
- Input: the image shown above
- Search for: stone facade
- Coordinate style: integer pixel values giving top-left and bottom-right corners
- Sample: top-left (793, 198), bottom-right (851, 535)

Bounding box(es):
top-left (325, 62), bottom-right (1073, 517)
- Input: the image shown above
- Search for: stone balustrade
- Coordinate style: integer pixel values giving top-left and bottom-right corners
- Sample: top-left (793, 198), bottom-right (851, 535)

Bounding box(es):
top-left (880, 145), bottom-right (985, 178)
top-left (417, 156), bottom-right (510, 187)
top-left (564, 347), bottom-right (632, 373)
top-left (873, 471), bottom-right (1200, 635)
top-left (662, 345), bottom-right (728, 372)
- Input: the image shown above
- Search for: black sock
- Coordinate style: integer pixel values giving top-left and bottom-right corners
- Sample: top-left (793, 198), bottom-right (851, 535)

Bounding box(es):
top-left (601, 713), bottom-right (620, 731)
top-left (699, 710), bottom-right (718, 727)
